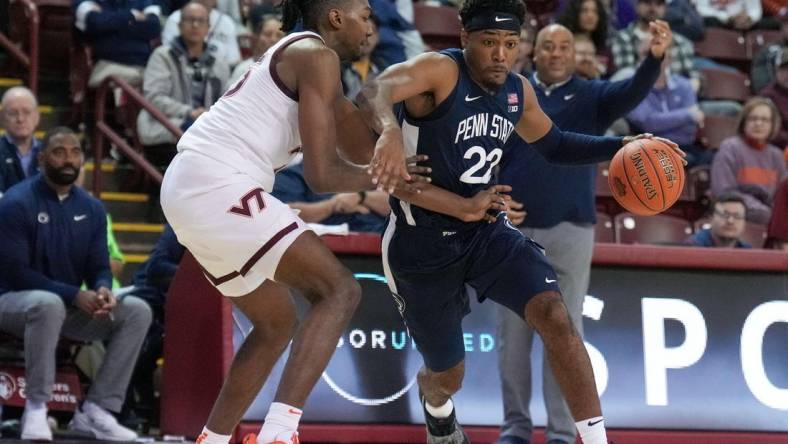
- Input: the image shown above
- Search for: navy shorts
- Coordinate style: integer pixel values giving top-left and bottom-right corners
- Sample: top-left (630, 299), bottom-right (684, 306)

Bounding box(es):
top-left (382, 216), bottom-right (561, 372)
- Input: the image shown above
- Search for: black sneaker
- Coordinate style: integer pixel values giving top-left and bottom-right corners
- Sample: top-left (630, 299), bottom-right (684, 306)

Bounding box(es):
top-left (421, 398), bottom-right (470, 444)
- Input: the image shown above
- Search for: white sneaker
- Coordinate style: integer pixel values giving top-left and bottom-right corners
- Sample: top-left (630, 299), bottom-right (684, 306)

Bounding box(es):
top-left (21, 408), bottom-right (53, 441)
top-left (68, 403), bottom-right (138, 441)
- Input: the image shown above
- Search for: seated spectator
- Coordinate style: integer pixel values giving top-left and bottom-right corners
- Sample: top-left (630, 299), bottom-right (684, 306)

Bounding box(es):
top-left (122, 224), bottom-right (184, 426)
top-left (711, 97), bottom-right (787, 223)
top-left (759, 48), bottom-right (788, 148)
top-left (664, 0), bottom-right (705, 41)
top-left (558, 0), bottom-right (638, 30)
top-left (74, 0), bottom-right (162, 88)
top-left (512, 26), bottom-right (535, 77)
top-left (162, 0), bottom-right (241, 66)
top-left (0, 87), bottom-right (41, 195)
top-left (342, 15), bottom-right (382, 101)
top-left (557, 0), bottom-right (612, 73)
top-left (229, 12), bottom-right (284, 84)
top-left (627, 54), bottom-right (710, 166)
top-left (695, 0), bottom-right (762, 30)
top-left (369, 0), bottom-right (424, 67)
top-left (751, 14), bottom-right (788, 92)
top-left (272, 160), bottom-right (389, 233)
top-left (138, 2), bottom-right (230, 154)
top-left (684, 192), bottom-right (752, 247)
top-left (612, 0), bottom-right (700, 86)
top-left (765, 177), bottom-right (788, 249)
top-left (0, 127), bottom-right (151, 442)
top-left (574, 34), bottom-right (603, 79)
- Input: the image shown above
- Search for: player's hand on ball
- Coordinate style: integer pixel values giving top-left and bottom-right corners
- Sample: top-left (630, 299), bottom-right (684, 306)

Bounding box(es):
top-left (462, 184), bottom-right (512, 223)
top-left (623, 133), bottom-right (688, 166)
top-left (369, 128), bottom-right (410, 193)
top-left (506, 198), bottom-right (527, 225)
top-left (648, 20), bottom-right (672, 59)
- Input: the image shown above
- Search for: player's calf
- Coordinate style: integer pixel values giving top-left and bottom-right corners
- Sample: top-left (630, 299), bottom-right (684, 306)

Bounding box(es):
top-left (417, 362), bottom-right (468, 443)
top-left (525, 292), bottom-right (608, 444)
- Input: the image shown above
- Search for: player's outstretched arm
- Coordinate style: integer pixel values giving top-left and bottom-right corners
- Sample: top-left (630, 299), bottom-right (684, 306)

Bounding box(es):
top-left (358, 53), bottom-right (457, 193)
top-left (514, 78), bottom-right (624, 165)
top-left (514, 77), bottom-right (685, 164)
top-left (394, 184), bottom-right (512, 223)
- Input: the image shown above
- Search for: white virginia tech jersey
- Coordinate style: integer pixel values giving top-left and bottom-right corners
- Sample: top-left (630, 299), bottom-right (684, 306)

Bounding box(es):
top-left (176, 31), bottom-right (323, 191)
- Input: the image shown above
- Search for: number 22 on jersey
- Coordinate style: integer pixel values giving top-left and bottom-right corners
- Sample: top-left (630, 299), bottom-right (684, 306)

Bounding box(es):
top-left (459, 146), bottom-right (502, 184)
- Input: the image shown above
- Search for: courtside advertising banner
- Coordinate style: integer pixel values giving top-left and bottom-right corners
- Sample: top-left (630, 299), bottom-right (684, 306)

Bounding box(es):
top-left (235, 257), bottom-right (788, 431)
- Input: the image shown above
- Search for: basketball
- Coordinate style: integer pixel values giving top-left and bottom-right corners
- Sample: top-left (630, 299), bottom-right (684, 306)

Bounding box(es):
top-left (607, 138), bottom-right (685, 216)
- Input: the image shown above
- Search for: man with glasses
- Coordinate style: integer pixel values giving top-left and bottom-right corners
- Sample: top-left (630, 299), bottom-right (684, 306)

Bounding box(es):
top-left (137, 1), bottom-right (230, 157)
top-left (684, 192), bottom-right (753, 248)
top-left (162, 0), bottom-right (241, 66)
top-left (0, 87), bottom-right (42, 196)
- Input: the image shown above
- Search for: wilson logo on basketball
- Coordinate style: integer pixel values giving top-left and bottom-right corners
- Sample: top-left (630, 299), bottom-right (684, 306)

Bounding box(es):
top-left (629, 151), bottom-right (658, 200)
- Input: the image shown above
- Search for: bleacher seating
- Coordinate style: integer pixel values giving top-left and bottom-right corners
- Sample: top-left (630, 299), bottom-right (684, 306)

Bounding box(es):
top-left (745, 29), bottom-right (783, 61)
top-left (698, 114), bottom-right (739, 149)
top-left (413, 3), bottom-right (462, 50)
top-left (699, 68), bottom-right (751, 102)
top-left (615, 212), bottom-right (693, 245)
top-left (594, 212), bottom-right (615, 243)
top-left (695, 27), bottom-right (748, 63)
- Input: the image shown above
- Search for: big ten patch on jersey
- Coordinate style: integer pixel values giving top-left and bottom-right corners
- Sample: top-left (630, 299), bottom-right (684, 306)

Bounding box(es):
top-left (392, 48), bottom-right (524, 229)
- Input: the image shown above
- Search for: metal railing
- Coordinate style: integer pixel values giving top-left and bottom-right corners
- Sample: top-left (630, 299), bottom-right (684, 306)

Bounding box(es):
top-left (0, 0), bottom-right (39, 93)
top-left (92, 75), bottom-right (183, 195)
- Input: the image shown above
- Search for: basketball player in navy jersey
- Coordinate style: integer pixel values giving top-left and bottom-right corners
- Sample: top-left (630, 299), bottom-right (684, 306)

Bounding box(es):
top-left (358, 0), bottom-right (682, 443)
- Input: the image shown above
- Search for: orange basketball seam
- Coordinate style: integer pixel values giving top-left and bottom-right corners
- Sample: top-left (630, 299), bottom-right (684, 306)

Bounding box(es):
top-left (642, 146), bottom-right (667, 211)
top-left (620, 143), bottom-right (659, 214)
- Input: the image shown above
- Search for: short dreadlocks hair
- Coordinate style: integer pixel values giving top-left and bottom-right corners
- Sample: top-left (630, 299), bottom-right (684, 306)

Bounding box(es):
top-left (281, 0), bottom-right (350, 32)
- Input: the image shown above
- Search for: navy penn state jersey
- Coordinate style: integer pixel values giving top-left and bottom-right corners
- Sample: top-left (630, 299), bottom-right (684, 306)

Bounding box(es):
top-left (392, 48), bottom-right (525, 230)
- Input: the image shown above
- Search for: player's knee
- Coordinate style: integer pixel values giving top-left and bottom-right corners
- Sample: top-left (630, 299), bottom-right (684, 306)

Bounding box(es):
top-left (256, 310), bottom-right (297, 347)
top-left (325, 272), bottom-right (361, 318)
top-left (526, 291), bottom-right (574, 337)
top-left (339, 275), bottom-right (362, 312)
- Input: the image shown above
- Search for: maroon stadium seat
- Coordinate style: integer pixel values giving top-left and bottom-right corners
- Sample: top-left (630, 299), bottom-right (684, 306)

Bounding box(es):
top-left (745, 29), bottom-right (783, 60)
top-left (698, 114), bottom-right (739, 149)
top-left (614, 213), bottom-right (693, 245)
top-left (699, 68), bottom-right (751, 102)
top-left (688, 164), bottom-right (712, 199)
top-left (238, 33), bottom-right (253, 60)
top-left (695, 27), bottom-right (747, 62)
top-left (413, 4), bottom-right (462, 50)
top-left (595, 212), bottom-right (615, 243)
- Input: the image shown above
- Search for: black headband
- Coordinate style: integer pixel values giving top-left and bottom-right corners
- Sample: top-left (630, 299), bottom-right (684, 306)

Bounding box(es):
top-left (463, 11), bottom-right (522, 33)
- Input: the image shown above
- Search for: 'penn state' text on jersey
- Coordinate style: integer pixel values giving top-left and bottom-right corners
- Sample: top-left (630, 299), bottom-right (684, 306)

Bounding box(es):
top-left (393, 48), bottom-right (524, 230)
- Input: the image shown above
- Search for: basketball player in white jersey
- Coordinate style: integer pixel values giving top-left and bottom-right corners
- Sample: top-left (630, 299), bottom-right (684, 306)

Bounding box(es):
top-left (159, 0), bottom-right (426, 442)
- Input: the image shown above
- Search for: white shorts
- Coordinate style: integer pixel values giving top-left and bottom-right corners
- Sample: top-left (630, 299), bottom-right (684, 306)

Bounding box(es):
top-left (160, 150), bottom-right (310, 296)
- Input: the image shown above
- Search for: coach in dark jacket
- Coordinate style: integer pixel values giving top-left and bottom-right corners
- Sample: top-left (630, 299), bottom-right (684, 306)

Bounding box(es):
top-left (495, 22), bottom-right (669, 444)
top-left (0, 127), bottom-right (151, 442)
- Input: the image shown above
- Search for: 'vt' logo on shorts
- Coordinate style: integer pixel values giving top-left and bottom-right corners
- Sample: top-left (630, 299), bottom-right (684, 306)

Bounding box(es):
top-left (228, 187), bottom-right (266, 218)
